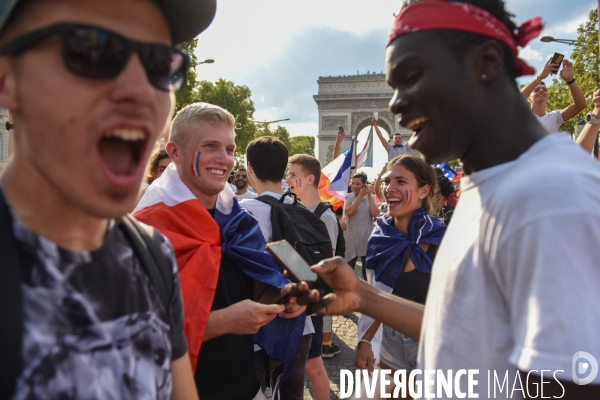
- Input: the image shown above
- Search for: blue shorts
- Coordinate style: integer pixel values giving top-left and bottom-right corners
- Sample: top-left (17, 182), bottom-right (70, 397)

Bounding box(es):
top-left (379, 325), bottom-right (418, 373)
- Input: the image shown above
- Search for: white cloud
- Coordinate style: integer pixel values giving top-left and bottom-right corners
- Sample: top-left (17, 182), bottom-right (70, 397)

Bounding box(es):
top-left (520, 46), bottom-right (543, 61)
top-left (543, 8), bottom-right (590, 37)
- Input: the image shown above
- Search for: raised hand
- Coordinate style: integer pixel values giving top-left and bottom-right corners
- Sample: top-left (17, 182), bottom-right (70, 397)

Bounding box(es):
top-left (560, 59), bottom-right (574, 82)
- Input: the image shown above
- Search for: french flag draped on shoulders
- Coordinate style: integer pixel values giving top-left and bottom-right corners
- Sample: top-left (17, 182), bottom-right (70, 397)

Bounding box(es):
top-left (134, 163), bottom-right (303, 373)
top-left (318, 138), bottom-right (355, 210)
top-left (356, 210), bottom-right (446, 351)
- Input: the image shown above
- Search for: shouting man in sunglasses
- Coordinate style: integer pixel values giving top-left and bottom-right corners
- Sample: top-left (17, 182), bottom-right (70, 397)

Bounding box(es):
top-left (0, 0), bottom-right (216, 398)
top-left (234, 167), bottom-right (258, 200)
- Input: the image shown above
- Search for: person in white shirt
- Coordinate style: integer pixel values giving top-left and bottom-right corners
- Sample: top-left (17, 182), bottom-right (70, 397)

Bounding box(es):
top-left (521, 58), bottom-right (585, 133)
top-left (285, 153), bottom-right (339, 400)
top-left (232, 166), bottom-right (258, 200)
top-left (240, 136), bottom-right (314, 400)
top-left (289, 0), bottom-right (600, 398)
top-left (373, 115), bottom-right (409, 160)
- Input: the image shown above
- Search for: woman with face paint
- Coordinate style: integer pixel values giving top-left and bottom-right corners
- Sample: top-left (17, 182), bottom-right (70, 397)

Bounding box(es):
top-left (354, 155), bottom-right (446, 397)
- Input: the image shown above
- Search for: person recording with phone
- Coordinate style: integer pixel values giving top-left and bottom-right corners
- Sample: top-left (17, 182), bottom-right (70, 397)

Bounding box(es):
top-left (520, 57), bottom-right (585, 133)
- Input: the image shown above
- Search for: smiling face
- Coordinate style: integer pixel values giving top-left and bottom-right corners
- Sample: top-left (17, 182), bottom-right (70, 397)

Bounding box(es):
top-left (0, 0), bottom-right (173, 218)
top-left (234, 169), bottom-right (248, 189)
top-left (168, 121), bottom-right (235, 207)
top-left (386, 32), bottom-right (478, 164)
top-left (384, 163), bottom-right (429, 220)
top-left (528, 83), bottom-right (548, 106)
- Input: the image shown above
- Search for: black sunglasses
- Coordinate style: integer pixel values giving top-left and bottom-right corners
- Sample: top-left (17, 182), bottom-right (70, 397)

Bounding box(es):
top-left (235, 174), bottom-right (247, 179)
top-left (0, 23), bottom-right (190, 92)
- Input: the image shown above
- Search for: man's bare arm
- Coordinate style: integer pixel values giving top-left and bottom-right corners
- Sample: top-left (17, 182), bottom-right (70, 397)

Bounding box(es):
top-left (202, 300), bottom-right (284, 341)
top-left (576, 89), bottom-right (600, 153)
top-left (310, 257), bottom-right (424, 341)
top-left (333, 130), bottom-right (345, 159)
top-left (372, 116), bottom-right (390, 149)
top-left (560, 60), bottom-right (586, 121)
top-left (520, 62), bottom-right (554, 100)
top-left (171, 353), bottom-right (199, 400)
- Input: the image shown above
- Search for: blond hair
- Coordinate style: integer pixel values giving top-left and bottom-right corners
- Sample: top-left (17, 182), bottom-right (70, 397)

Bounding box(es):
top-left (169, 102), bottom-right (235, 145)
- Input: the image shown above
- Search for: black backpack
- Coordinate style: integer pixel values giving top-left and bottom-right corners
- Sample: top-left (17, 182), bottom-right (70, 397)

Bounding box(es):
top-left (314, 202), bottom-right (346, 258)
top-left (256, 193), bottom-right (333, 266)
top-left (0, 193), bottom-right (172, 399)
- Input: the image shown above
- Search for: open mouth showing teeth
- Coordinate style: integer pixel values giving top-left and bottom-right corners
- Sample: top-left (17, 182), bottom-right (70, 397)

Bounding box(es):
top-left (98, 128), bottom-right (146, 177)
top-left (208, 169), bottom-right (225, 177)
top-left (407, 117), bottom-right (429, 132)
top-left (388, 197), bottom-right (402, 205)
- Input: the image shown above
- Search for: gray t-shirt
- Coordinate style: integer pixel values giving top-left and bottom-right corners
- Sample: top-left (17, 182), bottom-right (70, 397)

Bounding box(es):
top-left (308, 204), bottom-right (339, 252)
top-left (343, 193), bottom-right (375, 261)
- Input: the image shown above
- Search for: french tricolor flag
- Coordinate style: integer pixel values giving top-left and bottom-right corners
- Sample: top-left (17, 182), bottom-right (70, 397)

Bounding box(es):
top-left (318, 138), bottom-right (355, 210)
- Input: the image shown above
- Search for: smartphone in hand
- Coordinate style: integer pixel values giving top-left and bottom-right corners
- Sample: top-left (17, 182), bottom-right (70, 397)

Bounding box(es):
top-left (266, 240), bottom-right (332, 299)
top-left (549, 52), bottom-right (564, 75)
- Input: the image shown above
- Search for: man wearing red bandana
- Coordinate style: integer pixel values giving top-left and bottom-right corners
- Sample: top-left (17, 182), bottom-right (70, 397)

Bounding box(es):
top-left (303, 0), bottom-right (600, 398)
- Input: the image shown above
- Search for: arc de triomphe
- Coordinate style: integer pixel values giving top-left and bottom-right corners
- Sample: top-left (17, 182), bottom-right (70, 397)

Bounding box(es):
top-left (313, 73), bottom-right (412, 165)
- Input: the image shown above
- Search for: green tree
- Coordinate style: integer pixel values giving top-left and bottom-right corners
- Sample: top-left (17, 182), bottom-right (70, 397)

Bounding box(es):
top-left (546, 8), bottom-right (600, 134)
top-left (175, 39), bottom-right (199, 113)
top-left (196, 79), bottom-right (257, 153)
top-left (289, 136), bottom-right (315, 156)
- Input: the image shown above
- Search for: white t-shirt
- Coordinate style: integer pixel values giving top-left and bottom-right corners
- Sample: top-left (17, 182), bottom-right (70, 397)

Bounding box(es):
top-left (240, 191), bottom-right (315, 336)
top-left (419, 134), bottom-right (600, 398)
top-left (236, 190), bottom-right (258, 200)
top-left (536, 110), bottom-right (564, 133)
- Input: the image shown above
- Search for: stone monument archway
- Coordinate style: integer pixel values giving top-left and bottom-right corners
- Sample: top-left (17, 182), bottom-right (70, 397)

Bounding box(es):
top-left (313, 73), bottom-right (412, 164)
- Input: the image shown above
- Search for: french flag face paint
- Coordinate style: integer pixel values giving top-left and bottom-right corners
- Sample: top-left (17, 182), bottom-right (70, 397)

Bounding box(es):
top-left (193, 151), bottom-right (201, 177)
top-left (296, 179), bottom-right (301, 188)
top-left (405, 189), bottom-right (411, 204)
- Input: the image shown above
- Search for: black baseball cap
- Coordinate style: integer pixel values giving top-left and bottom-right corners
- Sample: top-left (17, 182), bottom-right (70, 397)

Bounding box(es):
top-left (0, 0), bottom-right (217, 44)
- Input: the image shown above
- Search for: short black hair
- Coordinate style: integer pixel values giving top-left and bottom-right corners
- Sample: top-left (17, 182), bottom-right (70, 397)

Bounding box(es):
top-left (352, 172), bottom-right (368, 184)
top-left (246, 136), bottom-right (288, 183)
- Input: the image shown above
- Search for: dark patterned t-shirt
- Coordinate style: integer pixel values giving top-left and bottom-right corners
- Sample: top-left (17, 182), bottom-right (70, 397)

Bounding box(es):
top-left (11, 214), bottom-right (187, 400)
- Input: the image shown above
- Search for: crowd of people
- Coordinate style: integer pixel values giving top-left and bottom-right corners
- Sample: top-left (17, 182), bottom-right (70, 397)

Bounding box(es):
top-left (1, 0), bottom-right (600, 399)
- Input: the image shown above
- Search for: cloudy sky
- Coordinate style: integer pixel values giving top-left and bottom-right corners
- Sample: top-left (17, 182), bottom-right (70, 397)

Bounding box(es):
top-left (193, 0), bottom-right (595, 164)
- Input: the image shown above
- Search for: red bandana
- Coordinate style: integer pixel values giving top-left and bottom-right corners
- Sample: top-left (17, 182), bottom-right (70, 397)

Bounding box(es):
top-left (386, 0), bottom-right (543, 77)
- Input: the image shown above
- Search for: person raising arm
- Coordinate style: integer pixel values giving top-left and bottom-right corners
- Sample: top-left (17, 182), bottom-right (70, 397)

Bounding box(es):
top-left (521, 59), bottom-right (586, 132)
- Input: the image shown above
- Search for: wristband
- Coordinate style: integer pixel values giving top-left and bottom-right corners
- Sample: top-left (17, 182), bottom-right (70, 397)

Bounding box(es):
top-left (566, 78), bottom-right (576, 85)
top-left (358, 339), bottom-right (372, 347)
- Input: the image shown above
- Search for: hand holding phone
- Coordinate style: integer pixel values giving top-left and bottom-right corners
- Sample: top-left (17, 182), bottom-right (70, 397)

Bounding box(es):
top-left (549, 52), bottom-right (564, 75)
top-left (266, 240), bottom-right (332, 299)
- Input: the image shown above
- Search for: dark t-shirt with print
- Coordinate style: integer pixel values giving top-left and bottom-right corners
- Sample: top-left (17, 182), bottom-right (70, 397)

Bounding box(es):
top-left (11, 211), bottom-right (187, 400)
top-left (194, 210), bottom-right (260, 400)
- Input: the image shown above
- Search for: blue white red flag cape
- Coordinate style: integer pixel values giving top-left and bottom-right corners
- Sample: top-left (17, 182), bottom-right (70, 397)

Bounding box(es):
top-left (433, 162), bottom-right (457, 179)
top-left (356, 209), bottom-right (446, 355)
top-left (134, 164), bottom-right (303, 375)
top-left (318, 138), bottom-right (355, 210)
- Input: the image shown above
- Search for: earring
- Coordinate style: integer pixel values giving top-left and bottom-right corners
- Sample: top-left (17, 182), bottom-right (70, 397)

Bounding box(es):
top-left (419, 195), bottom-right (425, 199)
top-left (481, 73), bottom-right (487, 80)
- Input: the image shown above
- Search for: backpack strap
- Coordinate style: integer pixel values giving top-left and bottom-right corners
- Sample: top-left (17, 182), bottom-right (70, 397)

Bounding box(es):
top-left (118, 215), bottom-right (173, 316)
top-left (0, 192), bottom-right (23, 399)
top-left (313, 202), bottom-right (331, 218)
top-left (256, 195), bottom-right (286, 242)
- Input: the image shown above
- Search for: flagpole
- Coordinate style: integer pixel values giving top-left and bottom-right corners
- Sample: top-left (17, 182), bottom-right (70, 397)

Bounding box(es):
top-left (351, 135), bottom-right (356, 171)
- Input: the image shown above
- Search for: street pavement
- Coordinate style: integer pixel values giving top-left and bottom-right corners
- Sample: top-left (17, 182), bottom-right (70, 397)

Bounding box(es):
top-left (303, 263), bottom-right (364, 400)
